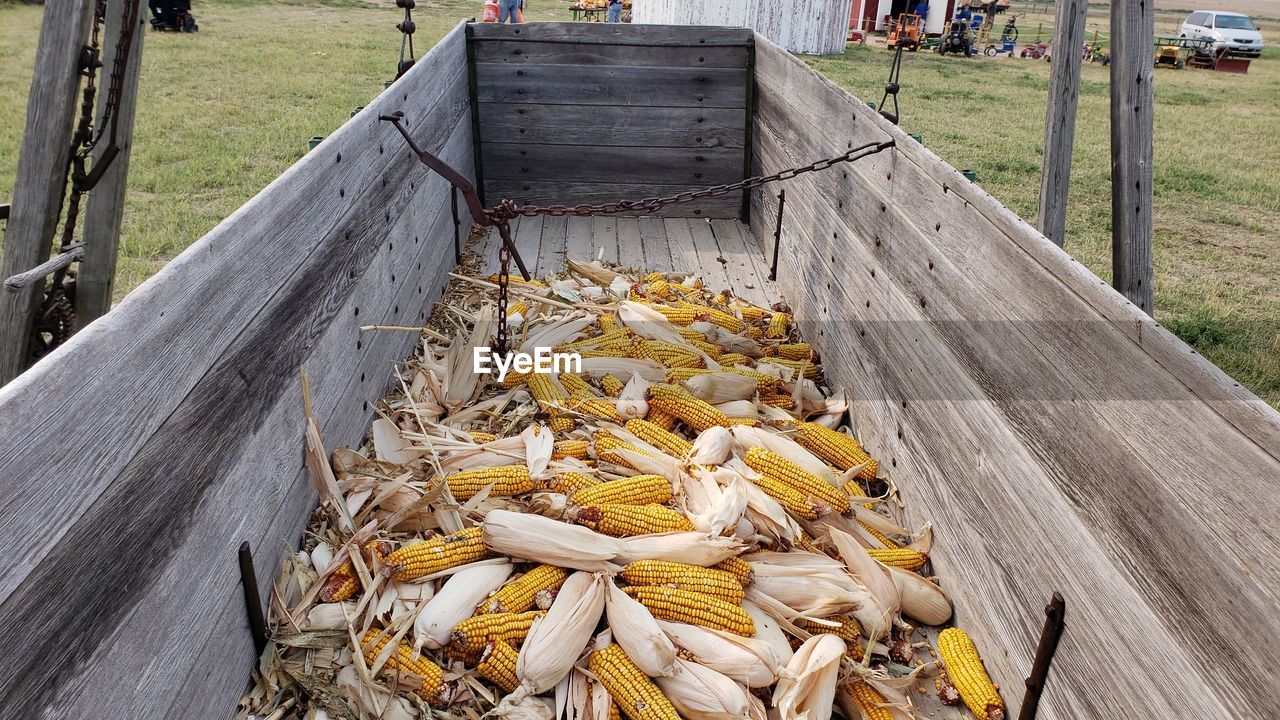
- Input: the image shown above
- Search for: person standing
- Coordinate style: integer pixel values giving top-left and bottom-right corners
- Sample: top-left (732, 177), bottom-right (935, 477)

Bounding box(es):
top-left (499, 0), bottom-right (520, 23)
top-left (606, 0), bottom-right (622, 23)
top-left (912, 0), bottom-right (929, 22)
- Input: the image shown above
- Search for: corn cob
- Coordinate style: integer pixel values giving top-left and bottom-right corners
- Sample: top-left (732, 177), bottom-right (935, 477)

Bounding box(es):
top-left (711, 556), bottom-right (755, 587)
top-left (938, 628), bottom-right (1006, 720)
top-left (601, 374), bottom-right (626, 398)
top-left (666, 367), bottom-right (713, 384)
top-left (469, 430), bottom-right (498, 444)
top-left (725, 367), bottom-right (780, 393)
top-left (648, 305), bottom-right (698, 326)
top-left (867, 547), bottom-right (928, 571)
top-left (847, 680), bottom-right (893, 720)
top-left (776, 342), bottom-right (813, 361)
top-left (447, 610), bottom-right (543, 660)
top-left (758, 392), bottom-right (796, 409)
top-left (710, 292), bottom-right (729, 305)
top-left (677, 301), bottom-right (743, 332)
top-left (716, 353), bottom-right (752, 367)
top-left (607, 703), bottom-right (622, 720)
top-left (552, 439), bottom-right (590, 461)
top-left (593, 432), bottom-right (657, 470)
top-left (738, 306), bottom-right (767, 322)
top-left (501, 370), bottom-right (532, 388)
top-left (674, 326), bottom-right (709, 343)
top-left (579, 347), bottom-right (631, 359)
top-left (647, 383), bottom-right (734, 432)
top-left (794, 421), bottom-right (879, 482)
top-left (558, 329), bottom-right (631, 353)
top-left (446, 465), bottom-right (534, 501)
top-left (631, 339), bottom-right (704, 369)
top-left (761, 345), bottom-right (778, 357)
top-left (670, 279), bottom-right (701, 293)
top-left (590, 644), bottom-right (681, 720)
top-left (622, 586), bottom-right (755, 636)
top-left (477, 641), bottom-right (521, 693)
top-left (752, 474), bottom-right (825, 519)
top-left (744, 447), bottom-right (850, 514)
top-left (624, 419), bottom-right (693, 458)
top-left (572, 474), bottom-right (672, 507)
top-left (527, 374), bottom-right (574, 432)
top-left (481, 564), bottom-right (571, 614)
top-left (621, 559), bottom-right (745, 603)
top-left (488, 274), bottom-right (546, 288)
top-left (507, 300), bottom-right (530, 318)
top-left (643, 271), bottom-right (665, 283)
top-left (858, 520), bottom-right (900, 549)
top-left (744, 326), bottom-right (762, 340)
top-left (795, 531), bottom-right (824, 554)
top-left (765, 357), bottom-right (820, 379)
top-left (573, 503), bottom-right (695, 537)
top-left (795, 616), bottom-right (864, 661)
top-left (360, 628), bottom-right (447, 702)
top-left (548, 471), bottom-right (601, 495)
top-left (598, 314), bottom-right (620, 333)
top-left (766, 312), bottom-right (789, 339)
top-left (646, 279), bottom-right (671, 298)
top-left (560, 373), bottom-right (597, 400)
top-left (568, 396), bottom-right (623, 422)
top-left (383, 527), bottom-right (487, 582)
top-left (318, 541), bottom-right (389, 602)
top-left (645, 409), bottom-right (678, 431)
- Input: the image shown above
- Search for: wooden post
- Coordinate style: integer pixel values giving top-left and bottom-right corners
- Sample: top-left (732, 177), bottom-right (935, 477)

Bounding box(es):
top-left (1109, 0), bottom-right (1155, 315)
top-left (1035, 0), bottom-right (1085, 247)
top-left (78, 0), bottom-right (147, 325)
top-left (0, 0), bottom-right (95, 385)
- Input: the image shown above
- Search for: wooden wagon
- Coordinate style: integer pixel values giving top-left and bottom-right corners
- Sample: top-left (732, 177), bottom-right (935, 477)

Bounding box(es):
top-left (0, 21), bottom-right (1277, 720)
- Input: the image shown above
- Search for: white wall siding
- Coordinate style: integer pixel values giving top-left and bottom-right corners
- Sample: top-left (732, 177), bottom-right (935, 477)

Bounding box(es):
top-left (634, 0), bottom-right (855, 54)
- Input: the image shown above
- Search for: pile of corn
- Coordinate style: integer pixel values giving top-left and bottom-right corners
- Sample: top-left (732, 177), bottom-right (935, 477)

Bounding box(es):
top-left (239, 257), bottom-right (1006, 720)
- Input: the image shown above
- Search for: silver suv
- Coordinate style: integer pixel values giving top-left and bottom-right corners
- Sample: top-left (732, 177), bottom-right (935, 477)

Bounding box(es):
top-left (1180, 11), bottom-right (1264, 58)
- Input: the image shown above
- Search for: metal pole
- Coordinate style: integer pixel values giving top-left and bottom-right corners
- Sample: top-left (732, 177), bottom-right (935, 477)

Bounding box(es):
top-left (1018, 592), bottom-right (1067, 720)
top-left (769, 189), bottom-right (785, 281)
top-left (237, 542), bottom-right (268, 656)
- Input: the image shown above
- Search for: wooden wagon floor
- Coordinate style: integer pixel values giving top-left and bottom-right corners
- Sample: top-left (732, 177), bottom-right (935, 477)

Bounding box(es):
top-left (475, 216), bottom-right (778, 306)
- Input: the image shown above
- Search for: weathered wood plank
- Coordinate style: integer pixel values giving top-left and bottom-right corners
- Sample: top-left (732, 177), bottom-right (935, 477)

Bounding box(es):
top-left (474, 63), bottom-right (746, 108)
top-left (1035, 0), bottom-right (1085, 247)
top-left (708, 218), bottom-right (773, 307)
top-left (77, 0), bottom-right (147, 324)
top-left (663, 218), bottom-right (701, 280)
top-left (0, 0), bottom-right (94, 384)
top-left (484, 180), bottom-right (742, 219)
top-left (477, 104), bottom-right (745, 149)
top-left (0, 25), bottom-right (472, 717)
top-left (685, 218), bottom-right (733, 293)
top-left (1110, 0), bottom-right (1155, 314)
top-left (564, 216), bottom-right (596, 262)
top-left (483, 143), bottom-right (743, 186)
top-left (633, 0), bottom-right (855, 54)
top-left (512, 215), bottom-right (542, 272)
top-left (592, 216), bottom-right (619, 264)
top-left (537, 215), bottom-right (569, 277)
top-left (637, 216), bottom-right (673, 274)
top-left (469, 21), bottom-right (754, 47)
top-left (616, 217), bottom-right (646, 271)
top-left (474, 39), bottom-right (749, 68)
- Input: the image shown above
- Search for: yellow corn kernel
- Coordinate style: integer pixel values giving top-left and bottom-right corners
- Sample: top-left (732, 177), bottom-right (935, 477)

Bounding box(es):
top-left (766, 312), bottom-right (789, 339)
top-left (688, 339), bottom-right (723, 358)
top-left (758, 392), bottom-right (796, 409)
top-left (777, 342), bottom-right (813, 360)
top-left (649, 305), bottom-right (698, 326)
top-left (744, 326), bottom-right (762, 340)
top-left (737, 306), bottom-right (767, 322)
top-left (469, 430), bottom-right (498, 444)
top-left (711, 556), bottom-right (755, 586)
top-left (598, 314), bottom-right (620, 333)
top-left (501, 370), bottom-right (532, 388)
top-left (630, 339), bottom-right (704, 369)
top-left (796, 616), bottom-right (864, 661)
top-left (765, 356), bottom-right (820, 379)
top-left (645, 409), bottom-right (678, 431)
top-left (622, 586), bottom-right (754, 636)
top-left (360, 628), bottom-right (448, 702)
top-left (647, 383), bottom-right (733, 432)
top-left (318, 541), bottom-right (389, 602)
top-left (761, 345), bottom-right (778, 357)
top-left (548, 471), bottom-right (601, 495)
top-left (676, 301), bottom-right (743, 332)
top-left (938, 628), bottom-right (1005, 720)
top-left (558, 329), bottom-right (632, 353)
top-left (665, 367), bottom-right (713, 384)
top-left (867, 547), bottom-right (928, 570)
top-left (569, 396), bottom-right (622, 422)
top-left (383, 527), bottom-right (487, 582)
top-left (716, 353), bottom-right (752, 367)
top-left (573, 503), bottom-right (695, 537)
top-left (846, 680), bottom-right (893, 720)
top-left (794, 421), bottom-right (879, 482)
top-left (622, 559), bottom-right (745, 603)
top-left (592, 432), bottom-right (657, 469)
top-left (560, 373), bottom-right (597, 401)
top-left (647, 279), bottom-right (671, 298)
top-left (488, 274), bottom-right (546, 289)
top-left (447, 610), bottom-right (543, 660)
top-left (552, 439), bottom-right (590, 461)
top-left (674, 326), bottom-right (709, 343)
top-left (571, 474), bottom-right (672, 507)
top-left (601, 374), bottom-right (626, 398)
top-left (477, 641), bottom-right (521, 693)
top-left (506, 300), bottom-right (529, 318)
top-left (607, 703), bottom-right (622, 720)
top-left (858, 520), bottom-right (900, 549)
top-left (481, 564), bottom-right (571, 614)
top-left (446, 465), bottom-right (534, 501)
top-left (625, 419), bottom-right (692, 458)
top-left (743, 447), bottom-right (849, 513)
top-left (527, 374), bottom-right (575, 432)
top-left (643, 271), bottom-right (665, 282)
top-left (752, 474), bottom-right (825, 519)
top-left (724, 367), bottom-right (780, 393)
top-left (590, 644), bottom-right (681, 720)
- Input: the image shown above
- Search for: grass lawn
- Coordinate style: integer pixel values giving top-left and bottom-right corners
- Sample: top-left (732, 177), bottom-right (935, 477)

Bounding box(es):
top-left (1, 0), bottom-right (1276, 406)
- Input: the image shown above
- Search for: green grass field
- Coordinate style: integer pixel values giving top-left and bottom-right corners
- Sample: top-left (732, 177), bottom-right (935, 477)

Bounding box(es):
top-left (1, 0), bottom-right (1276, 405)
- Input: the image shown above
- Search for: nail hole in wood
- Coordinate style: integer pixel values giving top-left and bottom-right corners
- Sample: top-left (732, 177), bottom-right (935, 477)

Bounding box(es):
top-left (891, 457), bottom-right (897, 467)
top-left (870, 269), bottom-right (875, 278)
top-left (354, 307), bottom-right (359, 316)
top-left (363, 401), bottom-right (369, 412)
top-left (339, 188), bottom-right (345, 198)
top-left (336, 153), bottom-right (342, 163)
top-left (935, 223), bottom-right (941, 231)
top-left (357, 339), bottom-right (363, 350)
top-left (865, 300), bottom-right (871, 308)
top-left (391, 274), bottom-right (397, 283)
top-left (394, 305), bottom-right (399, 314)
top-left (928, 261), bottom-right (934, 270)
top-left (361, 372), bottom-right (365, 382)
top-left (920, 297), bottom-right (927, 308)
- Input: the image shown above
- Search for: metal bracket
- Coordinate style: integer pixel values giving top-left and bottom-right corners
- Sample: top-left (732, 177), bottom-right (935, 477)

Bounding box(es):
top-left (1018, 592), bottom-right (1066, 720)
top-left (238, 542), bottom-right (269, 656)
top-left (769, 189), bottom-right (785, 281)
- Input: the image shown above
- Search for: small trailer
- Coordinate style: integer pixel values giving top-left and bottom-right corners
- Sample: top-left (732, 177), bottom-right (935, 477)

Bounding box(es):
top-left (0, 21), bottom-right (1277, 720)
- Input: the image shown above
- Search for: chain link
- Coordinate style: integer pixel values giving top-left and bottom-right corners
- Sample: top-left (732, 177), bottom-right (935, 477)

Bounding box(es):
top-left (484, 139), bottom-right (895, 224)
top-left (495, 238), bottom-right (511, 357)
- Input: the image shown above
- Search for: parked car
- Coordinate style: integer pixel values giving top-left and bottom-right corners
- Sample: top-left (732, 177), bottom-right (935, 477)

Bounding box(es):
top-left (1180, 10), bottom-right (1264, 58)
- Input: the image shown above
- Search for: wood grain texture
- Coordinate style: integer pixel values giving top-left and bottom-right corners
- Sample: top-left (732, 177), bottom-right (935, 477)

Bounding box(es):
top-left (0, 0), bottom-right (94, 384)
top-left (77, 0), bottom-right (147, 324)
top-left (474, 62), bottom-right (746, 108)
top-left (484, 182), bottom-right (743, 220)
top-left (752, 34), bottom-right (1280, 719)
top-left (0, 24), bottom-right (473, 719)
top-left (633, 0), bottom-right (855, 54)
top-left (1109, 0), bottom-right (1155, 314)
top-left (474, 39), bottom-right (749, 68)
top-left (478, 104), bottom-right (745, 149)
top-left (1036, 0), bottom-right (1084, 247)
top-left (483, 143), bottom-right (743, 186)
top-left (469, 21), bottom-right (754, 46)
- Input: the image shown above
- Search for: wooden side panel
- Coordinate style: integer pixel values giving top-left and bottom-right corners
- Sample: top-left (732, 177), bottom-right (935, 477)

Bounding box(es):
top-left (0, 24), bottom-right (475, 720)
top-left (632, 0), bottom-right (855, 54)
top-left (472, 23), bottom-right (750, 219)
top-left (751, 35), bottom-right (1280, 720)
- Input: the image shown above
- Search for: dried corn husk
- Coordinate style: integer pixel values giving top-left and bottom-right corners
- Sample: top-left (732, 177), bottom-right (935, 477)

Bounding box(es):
top-left (567, 258), bottom-right (622, 284)
top-left (729, 425), bottom-right (839, 486)
top-left (741, 599), bottom-right (794, 666)
top-left (689, 426), bottom-right (733, 465)
top-left (828, 528), bottom-right (901, 640)
top-left (483, 509), bottom-right (623, 571)
top-left (713, 400), bottom-right (759, 420)
top-left (613, 531), bottom-right (747, 566)
top-left (888, 566), bottom-right (952, 625)
top-left (579, 358), bottom-right (668, 383)
top-left (604, 577), bottom-right (677, 677)
top-left (618, 301), bottom-right (686, 345)
top-left (414, 562), bottom-right (513, 649)
top-left (336, 665), bottom-right (418, 720)
top-left (656, 658), bottom-right (752, 720)
top-left (523, 424), bottom-right (554, 478)
top-left (772, 634), bottom-right (845, 720)
top-left (657, 620), bottom-right (779, 688)
top-left (685, 372), bottom-right (758, 404)
top-left (518, 572), bottom-right (606, 693)
top-left (616, 373), bottom-right (652, 420)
